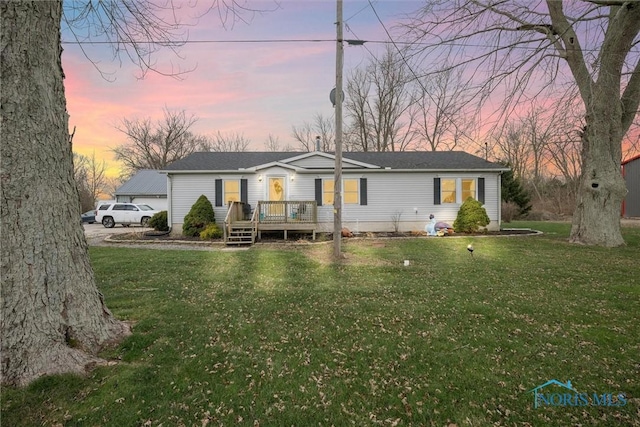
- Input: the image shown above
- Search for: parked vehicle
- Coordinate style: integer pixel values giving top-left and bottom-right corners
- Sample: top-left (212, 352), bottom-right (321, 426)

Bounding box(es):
top-left (95, 203), bottom-right (160, 228)
top-left (81, 210), bottom-right (96, 224)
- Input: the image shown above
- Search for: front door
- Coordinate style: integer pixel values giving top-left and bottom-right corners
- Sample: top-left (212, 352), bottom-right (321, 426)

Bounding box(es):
top-left (267, 177), bottom-right (286, 219)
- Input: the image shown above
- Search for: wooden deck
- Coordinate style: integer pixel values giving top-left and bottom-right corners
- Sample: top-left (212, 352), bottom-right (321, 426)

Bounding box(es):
top-left (224, 201), bottom-right (317, 244)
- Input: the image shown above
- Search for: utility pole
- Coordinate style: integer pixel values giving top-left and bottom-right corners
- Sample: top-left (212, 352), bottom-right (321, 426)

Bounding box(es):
top-left (333, 0), bottom-right (344, 260)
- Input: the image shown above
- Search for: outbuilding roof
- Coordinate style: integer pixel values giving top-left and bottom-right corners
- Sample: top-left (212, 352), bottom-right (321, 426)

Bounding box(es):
top-left (115, 170), bottom-right (166, 196)
top-left (162, 151), bottom-right (507, 172)
top-left (622, 154), bottom-right (640, 166)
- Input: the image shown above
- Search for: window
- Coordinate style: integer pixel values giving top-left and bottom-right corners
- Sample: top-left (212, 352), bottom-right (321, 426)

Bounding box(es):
top-left (441, 179), bottom-right (456, 204)
top-left (113, 204), bottom-right (127, 211)
top-left (322, 179), bottom-right (359, 205)
top-left (462, 179), bottom-right (476, 202)
top-left (224, 180), bottom-right (240, 204)
top-left (343, 179), bottom-right (359, 204)
top-left (323, 179), bottom-right (334, 205)
top-left (435, 177), bottom-right (484, 205)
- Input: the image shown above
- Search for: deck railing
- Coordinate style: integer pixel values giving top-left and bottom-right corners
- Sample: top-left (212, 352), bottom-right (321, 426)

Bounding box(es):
top-left (225, 201), bottom-right (245, 223)
top-left (256, 200), bottom-right (317, 224)
top-left (223, 201), bottom-right (245, 240)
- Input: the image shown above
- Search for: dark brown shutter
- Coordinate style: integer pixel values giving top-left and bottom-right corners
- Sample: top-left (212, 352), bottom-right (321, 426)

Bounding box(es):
top-left (215, 179), bottom-right (222, 206)
top-left (360, 178), bottom-right (367, 205)
top-left (240, 179), bottom-right (248, 204)
top-left (315, 179), bottom-right (322, 206)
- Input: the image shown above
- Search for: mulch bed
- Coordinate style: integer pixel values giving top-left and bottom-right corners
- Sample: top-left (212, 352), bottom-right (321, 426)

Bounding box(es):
top-left (108, 228), bottom-right (539, 243)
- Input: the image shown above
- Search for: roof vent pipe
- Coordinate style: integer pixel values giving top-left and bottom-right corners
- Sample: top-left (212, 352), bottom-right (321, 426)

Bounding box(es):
top-left (316, 136), bottom-right (321, 152)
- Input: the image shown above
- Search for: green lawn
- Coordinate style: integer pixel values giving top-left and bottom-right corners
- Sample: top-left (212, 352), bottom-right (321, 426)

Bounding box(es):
top-left (3, 222), bottom-right (639, 426)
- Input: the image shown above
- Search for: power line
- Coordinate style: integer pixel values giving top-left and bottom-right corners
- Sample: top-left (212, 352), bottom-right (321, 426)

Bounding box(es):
top-left (367, 0), bottom-right (488, 153)
top-left (344, 1), bottom-right (374, 23)
top-left (61, 38), bottom-right (335, 45)
top-left (60, 37), bottom-right (620, 54)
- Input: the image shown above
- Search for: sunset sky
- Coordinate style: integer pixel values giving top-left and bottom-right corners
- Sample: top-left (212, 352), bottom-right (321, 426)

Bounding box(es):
top-left (62, 1), bottom-right (423, 176)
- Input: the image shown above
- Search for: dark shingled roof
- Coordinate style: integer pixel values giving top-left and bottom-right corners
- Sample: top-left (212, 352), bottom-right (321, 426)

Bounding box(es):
top-left (163, 151), bottom-right (507, 171)
top-left (115, 170), bottom-right (166, 196)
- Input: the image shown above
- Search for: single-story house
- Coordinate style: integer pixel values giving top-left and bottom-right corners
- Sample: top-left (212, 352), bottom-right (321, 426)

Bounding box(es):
top-left (622, 154), bottom-right (640, 217)
top-left (162, 151), bottom-right (509, 241)
top-left (115, 169), bottom-right (167, 212)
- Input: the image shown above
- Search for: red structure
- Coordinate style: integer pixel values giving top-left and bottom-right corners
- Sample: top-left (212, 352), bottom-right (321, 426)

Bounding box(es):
top-left (622, 154), bottom-right (640, 217)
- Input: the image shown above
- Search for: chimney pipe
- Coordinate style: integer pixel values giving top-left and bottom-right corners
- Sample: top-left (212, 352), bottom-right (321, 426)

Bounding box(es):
top-left (315, 136), bottom-right (321, 152)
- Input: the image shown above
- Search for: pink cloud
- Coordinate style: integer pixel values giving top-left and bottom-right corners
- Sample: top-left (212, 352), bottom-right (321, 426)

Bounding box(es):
top-left (62, 1), bottom-right (422, 176)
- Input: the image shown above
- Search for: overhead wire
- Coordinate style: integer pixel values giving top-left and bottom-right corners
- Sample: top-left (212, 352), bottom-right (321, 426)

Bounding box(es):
top-left (60, 37), bottom-right (613, 53)
top-left (365, 0), bottom-right (489, 154)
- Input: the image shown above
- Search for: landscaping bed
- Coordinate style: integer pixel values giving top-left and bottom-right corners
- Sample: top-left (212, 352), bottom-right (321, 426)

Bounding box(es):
top-left (106, 228), bottom-right (540, 244)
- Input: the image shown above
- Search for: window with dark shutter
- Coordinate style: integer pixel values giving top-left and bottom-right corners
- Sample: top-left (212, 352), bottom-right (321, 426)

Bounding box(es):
top-left (315, 179), bottom-right (322, 206)
top-left (478, 178), bottom-right (485, 204)
top-left (215, 179), bottom-right (222, 206)
top-left (360, 178), bottom-right (367, 205)
top-left (240, 179), bottom-right (248, 204)
top-left (434, 178), bottom-right (441, 205)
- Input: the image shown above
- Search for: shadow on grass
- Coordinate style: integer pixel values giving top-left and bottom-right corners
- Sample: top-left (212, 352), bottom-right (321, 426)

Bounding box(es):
top-left (3, 226), bottom-right (639, 427)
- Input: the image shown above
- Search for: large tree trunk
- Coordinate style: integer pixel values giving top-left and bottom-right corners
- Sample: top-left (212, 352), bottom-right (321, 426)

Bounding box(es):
top-left (569, 88), bottom-right (627, 247)
top-left (1, 1), bottom-right (130, 387)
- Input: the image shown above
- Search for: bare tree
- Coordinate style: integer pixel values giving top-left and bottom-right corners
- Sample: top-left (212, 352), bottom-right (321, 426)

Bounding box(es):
top-left (62, 0), bottom-right (273, 79)
top-left (404, 1), bottom-right (640, 246)
top-left (545, 97), bottom-right (584, 197)
top-left (345, 46), bottom-right (416, 152)
top-left (1, 0), bottom-right (259, 387)
top-left (494, 121), bottom-right (531, 181)
top-left (208, 131), bottom-right (251, 152)
top-left (345, 68), bottom-right (372, 151)
top-left (113, 108), bottom-right (209, 177)
top-left (291, 113), bottom-right (335, 152)
top-left (74, 151), bottom-right (109, 211)
top-left (522, 107), bottom-right (552, 185)
top-left (411, 67), bottom-right (475, 151)
top-left (103, 176), bottom-right (124, 200)
top-left (264, 134), bottom-right (294, 151)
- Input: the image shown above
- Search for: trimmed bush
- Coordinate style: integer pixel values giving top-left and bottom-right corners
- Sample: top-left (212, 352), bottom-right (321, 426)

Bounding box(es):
top-left (200, 223), bottom-right (223, 240)
top-left (149, 211), bottom-right (169, 232)
top-left (453, 197), bottom-right (490, 233)
top-left (183, 195), bottom-right (215, 237)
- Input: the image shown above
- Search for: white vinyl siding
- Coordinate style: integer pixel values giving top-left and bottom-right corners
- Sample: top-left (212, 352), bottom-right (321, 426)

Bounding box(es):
top-left (169, 174), bottom-right (217, 225)
top-left (168, 170), bottom-right (502, 233)
top-left (315, 172), bottom-right (501, 232)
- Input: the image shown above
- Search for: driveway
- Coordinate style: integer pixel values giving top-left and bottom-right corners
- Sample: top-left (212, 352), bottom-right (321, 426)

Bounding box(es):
top-left (83, 223), bottom-right (152, 245)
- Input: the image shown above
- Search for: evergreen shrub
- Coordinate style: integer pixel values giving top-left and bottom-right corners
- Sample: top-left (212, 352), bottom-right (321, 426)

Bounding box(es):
top-left (183, 195), bottom-right (215, 237)
top-left (200, 223), bottom-right (223, 240)
top-left (453, 197), bottom-right (490, 233)
top-left (149, 211), bottom-right (169, 232)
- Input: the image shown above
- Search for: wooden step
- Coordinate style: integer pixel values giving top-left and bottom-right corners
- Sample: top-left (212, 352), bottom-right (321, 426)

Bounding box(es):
top-left (225, 223), bottom-right (256, 245)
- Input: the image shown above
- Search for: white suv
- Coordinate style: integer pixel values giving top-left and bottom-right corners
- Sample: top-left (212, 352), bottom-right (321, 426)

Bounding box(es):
top-left (95, 203), bottom-right (160, 228)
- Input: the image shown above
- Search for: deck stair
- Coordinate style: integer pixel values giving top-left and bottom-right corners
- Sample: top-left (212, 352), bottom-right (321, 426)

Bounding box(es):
top-left (223, 200), bottom-right (317, 245)
top-left (226, 220), bottom-right (256, 245)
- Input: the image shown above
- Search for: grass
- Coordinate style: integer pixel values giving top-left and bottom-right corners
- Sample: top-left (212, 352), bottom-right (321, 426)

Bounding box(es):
top-left (2, 222), bottom-right (639, 426)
